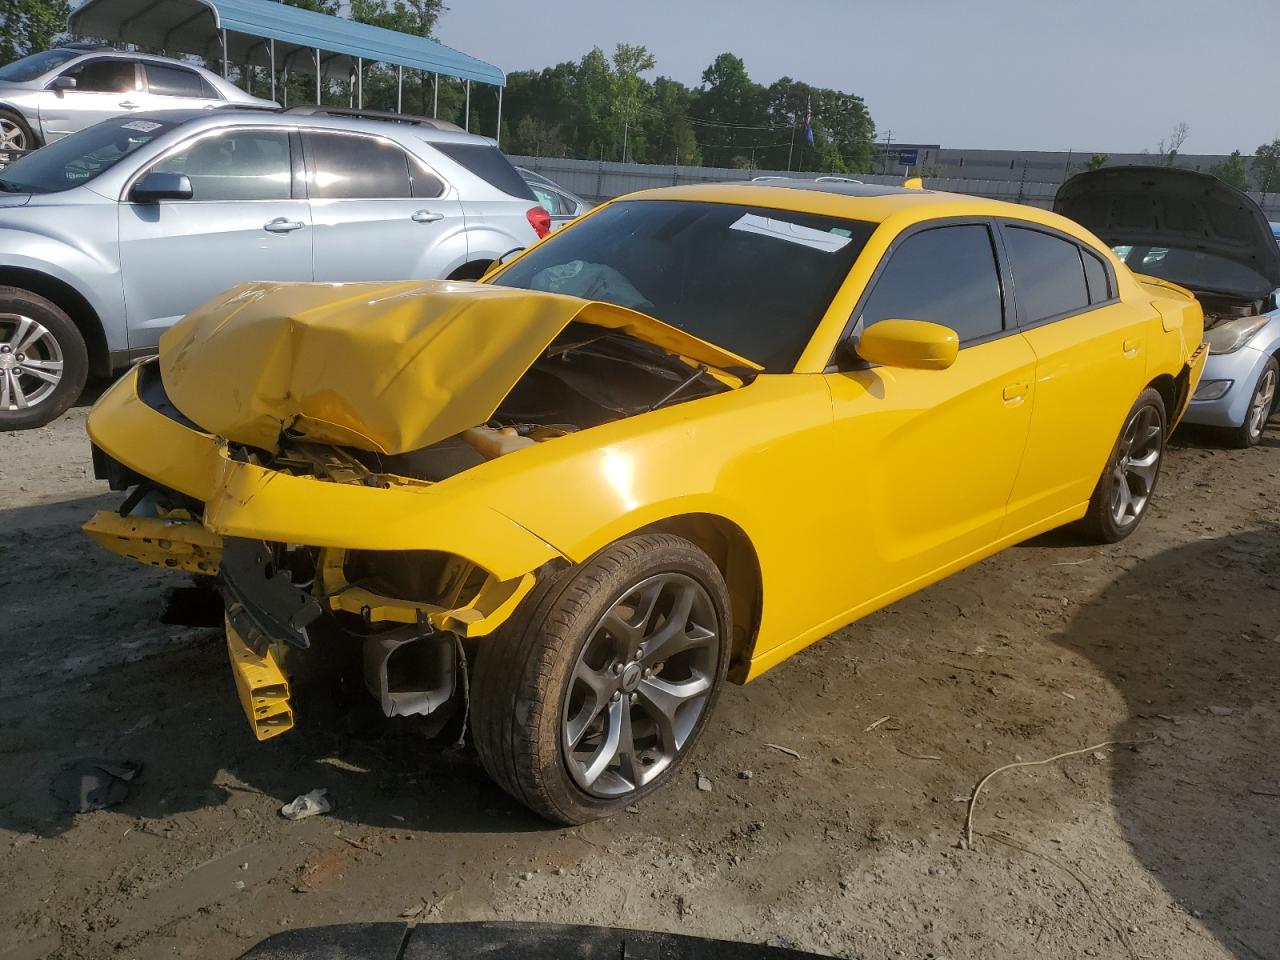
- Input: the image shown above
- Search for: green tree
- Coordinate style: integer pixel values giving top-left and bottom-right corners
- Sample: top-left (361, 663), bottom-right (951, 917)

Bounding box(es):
top-left (1210, 150), bottom-right (1249, 191)
top-left (1155, 122), bottom-right (1190, 167)
top-left (0, 0), bottom-right (71, 64)
top-left (610, 43), bottom-right (655, 162)
top-left (1253, 138), bottom-right (1280, 193)
top-left (695, 53), bottom-right (768, 168)
top-left (640, 76), bottom-right (699, 165)
top-left (1085, 153), bottom-right (1109, 171)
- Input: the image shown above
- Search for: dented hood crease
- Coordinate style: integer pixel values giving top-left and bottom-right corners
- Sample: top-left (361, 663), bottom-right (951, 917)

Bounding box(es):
top-left (158, 280), bottom-right (759, 456)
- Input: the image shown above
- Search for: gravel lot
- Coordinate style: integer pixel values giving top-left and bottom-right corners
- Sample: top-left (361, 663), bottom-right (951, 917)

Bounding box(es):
top-left (2, 397), bottom-right (1278, 960)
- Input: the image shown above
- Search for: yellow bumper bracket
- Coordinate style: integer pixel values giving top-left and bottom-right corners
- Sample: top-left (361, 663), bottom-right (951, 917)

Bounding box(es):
top-left (83, 509), bottom-right (223, 575)
top-left (225, 617), bottom-right (294, 741)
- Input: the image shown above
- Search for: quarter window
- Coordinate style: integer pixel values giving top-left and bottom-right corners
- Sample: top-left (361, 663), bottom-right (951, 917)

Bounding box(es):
top-left (1081, 247), bottom-right (1111, 303)
top-left (65, 59), bottom-right (137, 94)
top-left (145, 64), bottom-right (207, 99)
top-left (1004, 226), bottom-right (1090, 324)
top-left (860, 224), bottom-right (1004, 342)
top-left (147, 130), bottom-right (291, 201)
top-left (304, 133), bottom-right (413, 199)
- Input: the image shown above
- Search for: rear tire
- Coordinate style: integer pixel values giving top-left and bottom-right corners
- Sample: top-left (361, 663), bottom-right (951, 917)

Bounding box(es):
top-left (470, 533), bottom-right (731, 824)
top-left (1077, 388), bottom-right (1166, 543)
top-left (1222, 357), bottom-right (1277, 449)
top-left (0, 287), bottom-right (88, 431)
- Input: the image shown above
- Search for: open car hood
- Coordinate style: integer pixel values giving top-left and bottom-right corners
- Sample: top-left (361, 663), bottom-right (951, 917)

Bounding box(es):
top-left (1054, 166), bottom-right (1280, 300)
top-left (158, 280), bottom-right (760, 455)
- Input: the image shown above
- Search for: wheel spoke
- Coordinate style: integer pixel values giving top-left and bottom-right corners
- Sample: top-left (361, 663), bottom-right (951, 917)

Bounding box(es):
top-left (637, 672), bottom-right (712, 754)
top-left (18, 364), bottom-right (59, 386)
top-left (578, 696), bottom-right (626, 787)
top-left (565, 660), bottom-right (614, 750)
top-left (1127, 449), bottom-right (1159, 488)
top-left (0, 368), bottom-right (10, 409)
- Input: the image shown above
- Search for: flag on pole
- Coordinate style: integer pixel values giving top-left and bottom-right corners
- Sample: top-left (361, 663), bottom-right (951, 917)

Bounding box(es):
top-left (804, 95), bottom-right (814, 146)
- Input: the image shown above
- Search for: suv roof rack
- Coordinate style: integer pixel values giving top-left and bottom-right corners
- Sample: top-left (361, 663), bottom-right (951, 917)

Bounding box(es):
top-left (282, 105), bottom-right (465, 132)
top-left (60, 41), bottom-right (117, 51)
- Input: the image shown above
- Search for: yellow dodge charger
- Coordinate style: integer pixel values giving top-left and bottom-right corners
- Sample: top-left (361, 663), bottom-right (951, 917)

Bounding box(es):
top-left (85, 181), bottom-right (1207, 823)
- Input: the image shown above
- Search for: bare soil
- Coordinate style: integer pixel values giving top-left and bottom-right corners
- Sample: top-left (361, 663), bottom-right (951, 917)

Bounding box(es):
top-left (2, 399), bottom-right (1278, 960)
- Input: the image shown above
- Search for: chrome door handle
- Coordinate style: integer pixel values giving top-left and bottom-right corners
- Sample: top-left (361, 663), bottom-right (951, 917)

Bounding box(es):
top-left (411, 209), bottom-right (444, 223)
top-left (263, 218), bottom-right (304, 234)
top-left (118, 100), bottom-right (139, 109)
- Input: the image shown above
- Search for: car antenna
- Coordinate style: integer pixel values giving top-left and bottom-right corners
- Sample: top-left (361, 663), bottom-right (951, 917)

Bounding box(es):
top-left (646, 364), bottom-right (708, 413)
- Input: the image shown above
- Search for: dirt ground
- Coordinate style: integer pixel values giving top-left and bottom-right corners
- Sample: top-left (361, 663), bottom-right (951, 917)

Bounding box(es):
top-left (2, 395), bottom-right (1278, 960)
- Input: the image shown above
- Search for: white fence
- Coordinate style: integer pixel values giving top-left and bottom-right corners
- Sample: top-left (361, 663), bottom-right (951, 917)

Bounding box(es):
top-left (512, 155), bottom-right (1280, 218)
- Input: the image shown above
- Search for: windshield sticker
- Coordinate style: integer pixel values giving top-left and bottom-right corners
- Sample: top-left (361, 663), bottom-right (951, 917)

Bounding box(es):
top-left (121, 120), bottom-right (162, 133)
top-left (729, 213), bottom-right (852, 253)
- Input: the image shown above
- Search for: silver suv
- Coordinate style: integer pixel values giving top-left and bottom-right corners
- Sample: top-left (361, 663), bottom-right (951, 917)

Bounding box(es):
top-left (0, 108), bottom-right (546, 428)
top-left (0, 44), bottom-right (278, 152)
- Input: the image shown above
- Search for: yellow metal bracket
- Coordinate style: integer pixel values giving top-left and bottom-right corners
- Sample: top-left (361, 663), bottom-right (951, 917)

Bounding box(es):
top-left (83, 509), bottom-right (222, 575)
top-left (225, 617), bottom-right (294, 741)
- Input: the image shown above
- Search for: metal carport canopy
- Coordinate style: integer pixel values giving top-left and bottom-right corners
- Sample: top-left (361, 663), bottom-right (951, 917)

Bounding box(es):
top-left (68, 0), bottom-right (505, 86)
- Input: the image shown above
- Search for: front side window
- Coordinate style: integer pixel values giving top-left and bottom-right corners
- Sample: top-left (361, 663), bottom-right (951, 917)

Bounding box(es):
top-left (0, 116), bottom-right (175, 193)
top-left (1004, 226), bottom-right (1090, 324)
top-left (145, 64), bottom-right (207, 99)
top-left (64, 59), bottom-right (138, 94)
top-left (0, 48), bottom-right (80, 82)
top-left (860, 224), bottom-right (1004, 343)
top-left (148, 129), bottom-right (291, 201)
top-left (304, 133), bottom-right (412, 199)
top-left (492, 200), bottom-right (874, 372)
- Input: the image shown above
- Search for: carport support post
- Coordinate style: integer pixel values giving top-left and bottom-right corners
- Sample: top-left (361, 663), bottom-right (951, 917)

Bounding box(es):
top-left (396, 66), bottom-right (403, 113)
top-left (221, 29), bottom-right (229, 78)
top-left (357, 57), bottom-right (363, 108)
top-left (269, 39), bottom-right (276, 103)
top-left (464, 79), bottom-right (470, 131)
top-left (432, 72), bottom-right (438, 117)
top-left (495, 85), bottom-right (502, 145)
top-left (315, 48), bottom-right (321, 104)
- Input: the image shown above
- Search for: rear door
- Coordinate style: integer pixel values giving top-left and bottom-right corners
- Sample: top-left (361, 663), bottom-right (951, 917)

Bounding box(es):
top-left (135, 62), bottom-right (224, 113)
top-left (999, 222), bottom-right (1150, 532)
top-left (817, 221), bottom-right (1037, 627)
top-left (118, 126), bottom-right (312, 349)
top-left (37, 57), bottom-right (142, 141)
top-left (302, 130), bottom-right (466, 281)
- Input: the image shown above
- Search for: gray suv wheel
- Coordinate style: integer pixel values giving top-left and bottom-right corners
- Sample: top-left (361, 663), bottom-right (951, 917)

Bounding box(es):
top-left (0, 288), bottom-right (87, 430)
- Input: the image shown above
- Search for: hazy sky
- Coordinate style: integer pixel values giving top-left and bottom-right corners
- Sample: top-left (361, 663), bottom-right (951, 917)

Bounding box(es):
top-left (436, 0), bottom-right (1278, 154)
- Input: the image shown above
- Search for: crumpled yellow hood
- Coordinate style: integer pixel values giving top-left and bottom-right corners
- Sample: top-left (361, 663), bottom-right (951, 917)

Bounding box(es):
top-left (159, 280), bottom-right (759, 455)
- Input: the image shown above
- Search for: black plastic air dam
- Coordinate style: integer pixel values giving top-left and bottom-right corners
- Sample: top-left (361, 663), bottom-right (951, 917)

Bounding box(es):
top-left (239, 921), bottom-right (835, 959)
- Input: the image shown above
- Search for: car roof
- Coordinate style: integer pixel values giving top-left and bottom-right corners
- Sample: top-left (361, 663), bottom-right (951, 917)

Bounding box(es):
top-left (124, 108), bottom-right (500, 146)
top-left (617, 181), bottom-right (1092, 235)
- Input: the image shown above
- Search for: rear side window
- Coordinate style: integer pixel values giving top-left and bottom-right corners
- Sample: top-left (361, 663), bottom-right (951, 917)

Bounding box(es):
top-left (1081, 247), bottom-right (1111, 303)
top-left (145, 64), bottom-right (207, 99)
top-left (432, 142), bottom-right (534, 200)
top-left (304, 132), bottom-right (412, 199)
top-left (148, 129), bottom-right (291, 201)
top-left (860, 224), bottom-right (1004, 343)
top-left (66, 59), bottom-right (137, 93)
top-left (1005, 226), bottom-right (1090, 324)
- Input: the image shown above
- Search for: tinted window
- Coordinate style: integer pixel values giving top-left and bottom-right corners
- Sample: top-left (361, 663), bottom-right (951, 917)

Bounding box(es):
top-left (529, 183), bottom-right (562, 214)
top-left (432, 142), bottom-right (534, 200)
top-left (149, 129), bottom-right (290, 201)
top-left (860, 224), bottom-right (1003, 342)
top-left (66, 59), bottom-right (137, 94)
top-left (1005, 226), bottom-right (1090, 324)
top-left (305, 133), bottom-right (412, 199)
top-left (1081, 248), bottom-right (1111, 303)
top-left (0, 48), bottom-right (79, 82)
top-left (493, 200), bottom-right (874, 371)
top-left (145, 64), bottom-right (206, 98)
top-left (409, 156), bottom-right (445, 198)
top-left (0, 116), bottom-right (174, 193)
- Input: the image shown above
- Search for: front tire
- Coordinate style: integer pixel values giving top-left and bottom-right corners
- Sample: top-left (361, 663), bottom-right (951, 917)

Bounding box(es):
top-left (0, 287), bottom-right (88, 430)
top-left (1222, 357), bottom-right (1277, 449)
top-left (1078, 388), bottom-right (1166, 543)
top-left (470, 533), bottom-right (731, 824)
top-left (0, 109), bottom-right (36, 153)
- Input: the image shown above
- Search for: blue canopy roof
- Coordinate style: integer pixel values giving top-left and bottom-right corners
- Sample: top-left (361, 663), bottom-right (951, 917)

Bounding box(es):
top-left (69, 0), bottom-right (504, 86)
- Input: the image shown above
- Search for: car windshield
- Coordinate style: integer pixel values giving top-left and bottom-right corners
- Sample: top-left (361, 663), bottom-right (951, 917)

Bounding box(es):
top-left (0, 48), bottom-right (80, 82)
top-left (1111, 243), bottom-right (1274, 297)
top-left (492, 199), bottom-right (875, 371)
top-left (0, 116), bottom-right (175, 194)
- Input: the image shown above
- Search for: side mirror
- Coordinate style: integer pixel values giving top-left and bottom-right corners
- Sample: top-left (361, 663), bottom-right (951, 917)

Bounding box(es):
top-left (131, 172), bottom-right (193, 203)
top-left (848, 318), bottom-right (959, 370)
top-left (49, 75), bottom-right (77, 91)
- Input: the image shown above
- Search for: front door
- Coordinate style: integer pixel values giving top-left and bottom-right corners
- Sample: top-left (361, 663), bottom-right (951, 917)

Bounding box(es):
top-left (301, 130), bottom-right (467, 282)
top-left (812, 222), bottom-right (1037, 634)
top-left (37, 57), bottom-right (143, 142)
top-left (118, 127), bottom-right (313, 350)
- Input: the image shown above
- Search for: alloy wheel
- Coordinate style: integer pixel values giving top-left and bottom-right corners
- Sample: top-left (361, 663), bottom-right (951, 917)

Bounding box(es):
top-left (0, 117), bottom-right (27, 152)
top-left (1109, 404), bottom-right (1162, 528)
top-left (1246, 365), bottom-right (1277, 442)
top-left (0, 314), bottom-right (65, 412)
top-left (561, 572), bottom-right (721, 798)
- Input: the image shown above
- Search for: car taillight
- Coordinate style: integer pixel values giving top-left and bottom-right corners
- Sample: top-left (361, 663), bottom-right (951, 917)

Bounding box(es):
top-left (527, 206), bottom-right (551, 239)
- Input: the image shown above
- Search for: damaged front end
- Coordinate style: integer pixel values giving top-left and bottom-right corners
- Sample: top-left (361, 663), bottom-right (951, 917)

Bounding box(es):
top-left (85, 279), bottom-right (755, 743)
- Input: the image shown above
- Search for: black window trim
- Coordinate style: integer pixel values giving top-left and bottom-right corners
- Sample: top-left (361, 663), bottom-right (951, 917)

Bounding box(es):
top-left (826, 215), bottom-right (1015, 371)
top-left (297, 128), bottom-right (449, 201)
top-left (994, 218), bottom-right (1119, 331)
top-left (121, 124), bottom-right (297, 203)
